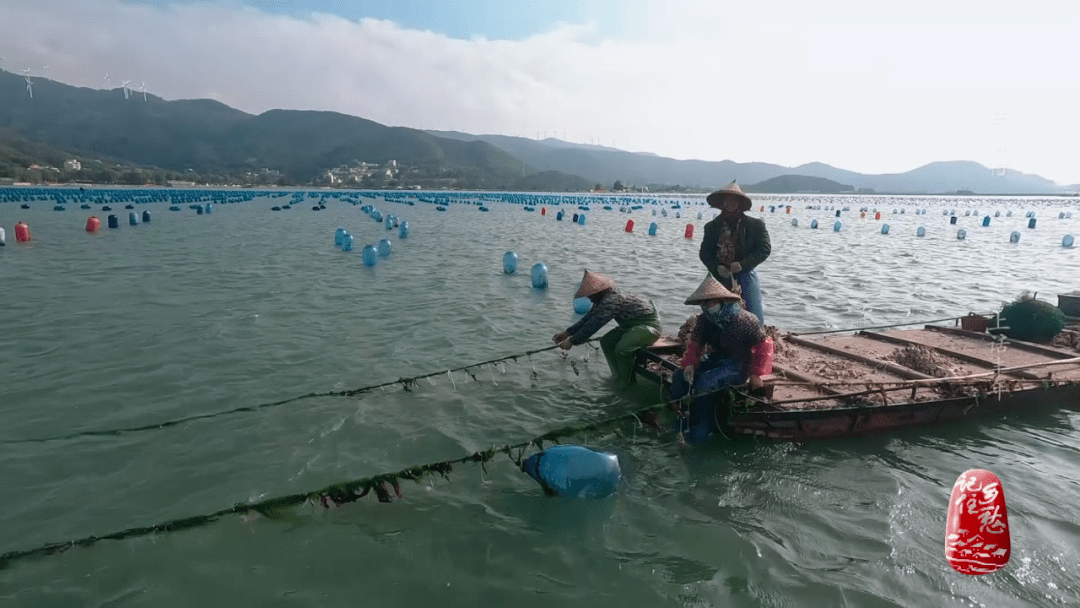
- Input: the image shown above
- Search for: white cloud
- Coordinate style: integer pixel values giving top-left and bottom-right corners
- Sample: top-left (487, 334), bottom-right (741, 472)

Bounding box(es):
top-left (3, 0), bottom-right (1079, 183)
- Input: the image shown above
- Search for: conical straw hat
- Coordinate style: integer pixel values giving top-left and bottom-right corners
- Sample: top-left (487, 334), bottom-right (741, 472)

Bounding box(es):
top-left (684, 275), bottom-right (742, 305)
top-left (706, 180), bottom-right (752, 211)
top-left (574, 269), bottom-right (616, 298)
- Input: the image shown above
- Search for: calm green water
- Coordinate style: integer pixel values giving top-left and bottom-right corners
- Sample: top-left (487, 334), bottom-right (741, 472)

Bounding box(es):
top-left (1, 190), bottom-right (1079, 607)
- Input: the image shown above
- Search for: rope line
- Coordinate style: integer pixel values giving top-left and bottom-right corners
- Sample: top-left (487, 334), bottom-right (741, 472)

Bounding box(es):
top-left (3, 344), bottom-right (564, 445)
top-left (0, 389), bottom-right (676, 571)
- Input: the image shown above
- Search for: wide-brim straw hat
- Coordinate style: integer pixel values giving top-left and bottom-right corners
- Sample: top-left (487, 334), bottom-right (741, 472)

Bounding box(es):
top-left (684, 275), bottom-right (742, 305)
top-left (706, 180), bottom-right (752, 212)
top-left (574, 269), bottom-right (616, 298)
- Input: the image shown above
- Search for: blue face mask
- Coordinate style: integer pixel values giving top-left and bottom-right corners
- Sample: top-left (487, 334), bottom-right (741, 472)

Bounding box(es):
top-left (703, 301), bottom-right (740, 325)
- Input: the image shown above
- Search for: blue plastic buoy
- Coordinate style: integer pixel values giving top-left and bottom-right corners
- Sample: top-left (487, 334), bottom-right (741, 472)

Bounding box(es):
top-left (556, 211), bottom-right (564, 221)
top-left (1064, 234), bottom-right (1075, 248)
top-left (108, 215), bottom-right (119, 229)
top-left (950, 216), bottom-right (957, 225)
top-left (521, 445), bottom-right (621, 499)
top-left (810, 219), bottom-right (818, 229)
top-left (204, 204), bottom-right (212, 214)
top-left (572, 213), bottom-right (579, 223)
top-left (362, 245), bottom-right (378, 266)
top-left (648, 222), bottom-right (658, 236)
top-left (957, 229), bottom-right (967, 240)
top-left (342, 233), bottom-right (354, 251)
top-left (399, 221), bottom-right (409, 238)
top-left (917, 226), bottom-right (926, 237)
top-left (503, 251), bottom-right (518, 274)
top-left (982, 216), bottom-right (991, 227)
top-left (833, 221), bottom-right (842, 232)
top-left (573, 296), bottom-right (592, 315)
top-left (881, 224), bottom-right (890, 235)
top-left (142, 210), bottom-right (151, 223)
top-left (129, 212), bottom-right (139, 226)
top-left (335, 228), bottom-right (346, 246)
top-left (1028, 218), bottom-right (1037, 229)
top-left (531, 262), bottom-right (548, 289)
top-left (791, 218), bottom-right (798, 227)
top-left (577, 213), bottom-right (586, 225)
top-left (1009, 231), bottom-right (1020, 243)
top-left (196, 205), bottom-right (204, 215)
top-left (377, 238), bottom-right (391, 257)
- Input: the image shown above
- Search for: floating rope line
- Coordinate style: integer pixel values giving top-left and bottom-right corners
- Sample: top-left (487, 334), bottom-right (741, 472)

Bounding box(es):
top-left (3, 344), bottom-right (571, 445)
top-left (0, 385), bottom-right (687, 572)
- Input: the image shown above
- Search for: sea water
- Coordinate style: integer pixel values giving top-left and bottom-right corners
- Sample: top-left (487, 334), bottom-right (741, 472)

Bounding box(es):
top-left (1, 190), bottom-right (1078, 606)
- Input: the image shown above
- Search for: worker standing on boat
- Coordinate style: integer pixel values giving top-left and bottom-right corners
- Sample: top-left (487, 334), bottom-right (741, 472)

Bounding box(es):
top-left (553, 270), bottom-right (661, 387)
top-left (699, 180), bottom-right (770, 324)
top-left (674, 276), bottom-right (774, 443)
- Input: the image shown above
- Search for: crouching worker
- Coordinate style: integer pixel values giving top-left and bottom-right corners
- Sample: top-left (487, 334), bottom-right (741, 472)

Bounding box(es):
top-left (553, 270), bottom-right (661, 387)
top-left (671, 275), bottom-right (774, 443)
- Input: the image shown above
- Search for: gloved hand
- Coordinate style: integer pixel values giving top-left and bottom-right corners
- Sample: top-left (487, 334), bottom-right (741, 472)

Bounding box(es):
top-left (682, 365), bottom-right (695, 384)
top-left (715, 264), bottom-right (732, 279)
top-left (553, 331), bottom-right (569, 343)
top-left (729, 261), bottom-right (742, 275)
top-left (558, 338), bottom-right (573, 351)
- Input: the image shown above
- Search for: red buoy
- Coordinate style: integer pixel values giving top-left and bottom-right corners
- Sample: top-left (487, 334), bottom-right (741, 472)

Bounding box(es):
top-left (874, 211), bottom-right (882, 220)
top-left (684, 224), bottom-right (694, 239)
top-left (786, 206), bottom-right (791, 214)
top-left (15, 221), bottom-right (30, 242)
top-left (625, 219), bottom-right (634, 233)
top-left (541, 207), bottom-right (547, 216)
top-left (86, 216), bottom-right (101, 232)
top-left (946, 469), bottom-right (1010, 575)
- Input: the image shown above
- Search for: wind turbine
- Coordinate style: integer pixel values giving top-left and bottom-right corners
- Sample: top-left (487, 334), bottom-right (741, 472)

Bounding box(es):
top-left (1, 57), bottom-right (5, 73)
top-left (121, 79), bottom-right (132, 99)
top-left (42, 65), bottom-right (50, 81)
top-left (140, 81), bottom-right (146, 101)
top-left (104, 73), bottom-right (110, 88)
top-left (25, 75), bottom-right (33, 99)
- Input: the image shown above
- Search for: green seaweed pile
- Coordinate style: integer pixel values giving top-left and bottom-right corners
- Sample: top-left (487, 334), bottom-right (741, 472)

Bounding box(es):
top-left (997, 293), bottom-right (1066, 342)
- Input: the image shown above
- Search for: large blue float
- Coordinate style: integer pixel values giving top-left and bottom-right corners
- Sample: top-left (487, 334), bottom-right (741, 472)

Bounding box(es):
top-left (521, 445), bottom-right (621, 499)
top-left (531, 262), bottom-right (548, 289)
top-left (503, 251), bottom-right (518, 274)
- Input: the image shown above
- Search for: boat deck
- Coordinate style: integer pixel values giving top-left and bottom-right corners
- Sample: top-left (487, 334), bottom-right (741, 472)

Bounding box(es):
top-left (639, 320), bottom-right (1080, 412)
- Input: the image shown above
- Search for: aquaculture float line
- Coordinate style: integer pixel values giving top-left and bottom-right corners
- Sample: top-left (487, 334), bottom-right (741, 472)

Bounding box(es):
top-left (0, 382), bottom-right (692, 572)
top-left (5, 344), bottom-right (573, 445)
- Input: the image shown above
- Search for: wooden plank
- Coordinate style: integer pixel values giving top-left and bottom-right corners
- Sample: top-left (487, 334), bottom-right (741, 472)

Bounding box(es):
top-left (857, 330), bottom-right (1045, 380)
top-left (771, 362), bottom-right (845, 396)
top-left (925, 325), bottom-right (1079, 360)
top-left (784, 334), bottom-right (934, 380)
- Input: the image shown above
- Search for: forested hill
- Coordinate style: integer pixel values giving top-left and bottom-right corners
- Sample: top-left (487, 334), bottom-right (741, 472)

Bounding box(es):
top-left (0, 70), bottom-right (590, 188)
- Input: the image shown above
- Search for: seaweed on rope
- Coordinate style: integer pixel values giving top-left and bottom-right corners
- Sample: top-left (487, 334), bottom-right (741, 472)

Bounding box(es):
top-left (0, 376), bottom-right (701, 572)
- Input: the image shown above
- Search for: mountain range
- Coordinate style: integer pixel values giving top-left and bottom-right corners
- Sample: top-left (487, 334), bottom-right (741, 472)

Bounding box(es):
top-left (0, 70), bottom-right (1074, 194)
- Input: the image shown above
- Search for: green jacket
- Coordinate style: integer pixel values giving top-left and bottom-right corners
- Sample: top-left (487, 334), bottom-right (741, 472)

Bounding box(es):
top-left (699, 214), bottom-right (771, 283)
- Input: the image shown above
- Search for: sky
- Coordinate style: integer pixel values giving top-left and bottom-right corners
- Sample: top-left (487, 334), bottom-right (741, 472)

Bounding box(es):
top-left (2, 0), bottom-right (1079, 185)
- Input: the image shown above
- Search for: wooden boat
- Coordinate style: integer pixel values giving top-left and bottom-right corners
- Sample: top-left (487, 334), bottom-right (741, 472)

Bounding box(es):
top-left (635, 316), bottom-right (1080, 441)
